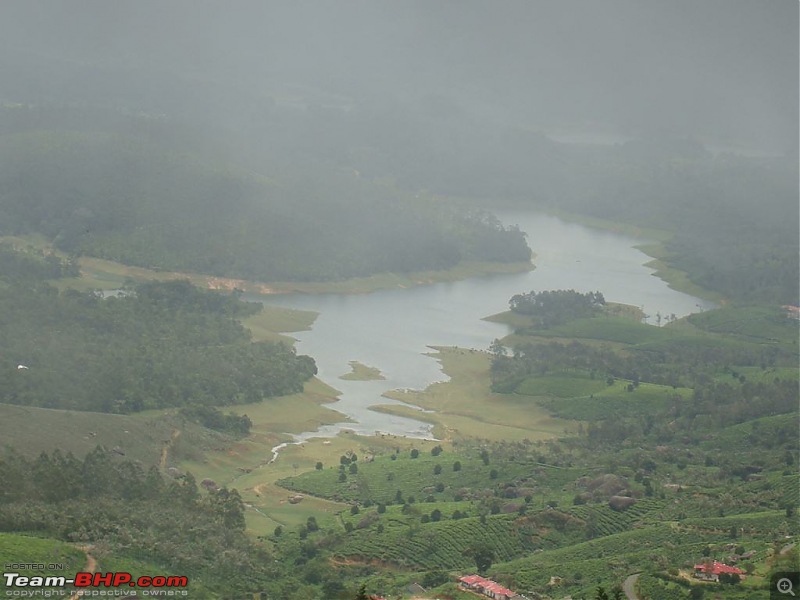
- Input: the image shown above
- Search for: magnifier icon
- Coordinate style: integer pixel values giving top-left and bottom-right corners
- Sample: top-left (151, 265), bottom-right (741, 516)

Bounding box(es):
top-left (778, 578), bottom-right (796, 596)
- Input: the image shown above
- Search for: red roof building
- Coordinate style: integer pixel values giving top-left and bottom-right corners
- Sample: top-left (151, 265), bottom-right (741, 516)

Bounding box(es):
top-left (693, 561), bottom-right (745, 581)
top-left (458, 575), bottom-right (519, 600)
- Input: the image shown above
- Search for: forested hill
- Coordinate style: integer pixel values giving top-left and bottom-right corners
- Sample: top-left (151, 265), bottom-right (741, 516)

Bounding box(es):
top-left (0, 249), bottom-right (316, 413)
top-left (0, 122), bottom-right (531, 282)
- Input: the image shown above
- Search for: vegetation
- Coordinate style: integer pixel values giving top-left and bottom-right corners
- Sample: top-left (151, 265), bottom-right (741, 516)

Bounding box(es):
top-left (339, 361), bottom-right (386, 381)
top-left (0, 447), bottom-right (272, 598)
top-left (253, 286), bottom-right (799, 599)
top-left (508, 289), bottom-right (606, 329)
top-left (0, 275), bottom-right (316, 413)
top-left (0, 126), bottom-right (531, 284)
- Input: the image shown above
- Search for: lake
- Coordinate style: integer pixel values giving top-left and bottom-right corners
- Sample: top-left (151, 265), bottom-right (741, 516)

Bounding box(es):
top-left (257, 212), bottom-right (715, 441)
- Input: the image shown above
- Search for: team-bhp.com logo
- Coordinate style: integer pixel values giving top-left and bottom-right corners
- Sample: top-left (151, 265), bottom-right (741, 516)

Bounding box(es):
top-left (3, 571), bottom-right (188, 597)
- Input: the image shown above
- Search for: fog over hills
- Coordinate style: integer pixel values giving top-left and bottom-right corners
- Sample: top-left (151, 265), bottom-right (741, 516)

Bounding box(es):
top-left (1, 0), bottom-right (796, 151)
top-left (0, 4), bottom-right (798, 600)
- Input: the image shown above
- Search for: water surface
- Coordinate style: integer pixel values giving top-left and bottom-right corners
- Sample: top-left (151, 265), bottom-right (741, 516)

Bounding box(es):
top-left (258, 213), bottom-right (714, 440)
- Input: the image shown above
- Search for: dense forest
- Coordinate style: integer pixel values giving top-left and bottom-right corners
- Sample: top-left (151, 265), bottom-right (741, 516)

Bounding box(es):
top-left (0, 109), bottom-right (531, 282)
top-left (0, 250), bottom-right (315, 413)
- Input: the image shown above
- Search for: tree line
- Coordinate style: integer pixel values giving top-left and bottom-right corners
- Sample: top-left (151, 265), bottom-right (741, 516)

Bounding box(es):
top-left (0, 127), bottom-right (531, 283)
top-left (0, 274), bottom-right (316, 413)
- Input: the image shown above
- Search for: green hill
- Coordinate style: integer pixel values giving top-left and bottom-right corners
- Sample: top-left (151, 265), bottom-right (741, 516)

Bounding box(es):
top-left (0, 127), bottom-right (531, 283)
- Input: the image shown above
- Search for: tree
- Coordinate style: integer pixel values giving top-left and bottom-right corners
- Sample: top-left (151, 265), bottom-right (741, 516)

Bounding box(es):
top-left (431, 445), bottom-right (443, 456)
top-left (349, 463), bottom-right (358, 474)
top-left (434, 464), bottom-right (442, 475)
top-left (453, 461), bottom-right (462, 472)
top-left (465, 545), bottom-right (494, 575)
top-left (430, 509), bottom-right (442, 522)
top-left (689, 586), bottom-right (705, 600)
top-left (410, 448), bottom-right (420, 459)
top-left (315, 461), bottom-right (323, 470)
top-left (718, 573), bottom-right (741, 585)
top-left (355, 583), bottom-right (368, 600)
top-left (422, 570), bottom-right (448, 589)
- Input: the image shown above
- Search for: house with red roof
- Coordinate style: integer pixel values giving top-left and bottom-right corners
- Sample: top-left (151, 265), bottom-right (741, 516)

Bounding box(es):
top-left (458, 575), bottom-right (527, 600)
top-left (693, 561), bottom-right (745, 582)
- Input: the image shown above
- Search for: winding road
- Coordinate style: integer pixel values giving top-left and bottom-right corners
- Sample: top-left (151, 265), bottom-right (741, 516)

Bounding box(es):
top-left (622, 573), bottom-right (641, 600)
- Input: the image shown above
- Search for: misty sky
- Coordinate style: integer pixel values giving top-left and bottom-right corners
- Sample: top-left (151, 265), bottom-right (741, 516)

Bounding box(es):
top-left (0, 0), bottom-right (797, 149)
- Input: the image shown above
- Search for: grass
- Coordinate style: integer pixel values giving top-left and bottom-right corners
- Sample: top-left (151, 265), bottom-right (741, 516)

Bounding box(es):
top-left (514, 372), bottom-right (609, 398)
top-left (0, 533), bottom-right (86, 591)
top-left (638, 242), bottom-right (726, 304)
top-left (241, 304), bottom-right (318, 344)
top-left (0, 403), bottom-right (224, 465)
top-left (532, 316), bottom-right (675, 345)
top-left (687, 305), bottom-right (800, 346)
top-left (487, 309), bottom-right (678, 348)
top-left (382, 347), bottom-right (578, 443)
top-left (512, 373), bottom-right (692, 422)
top-left (339, 361), bottom-right (386, 381)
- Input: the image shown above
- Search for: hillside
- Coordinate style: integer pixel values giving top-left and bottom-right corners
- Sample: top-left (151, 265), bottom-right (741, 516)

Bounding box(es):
top-left (0, 120), bottom-right (531, 283)
top-left (264, 295), bottom-right (798, 599)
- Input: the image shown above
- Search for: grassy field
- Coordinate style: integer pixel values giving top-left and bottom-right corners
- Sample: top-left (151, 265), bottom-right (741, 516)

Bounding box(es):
top-left (537, 380), bottom-right (691, 421)
top-left (339, 361), bottom-right (386, 381)
top-left (381, 347), bottom-right (578, 443)
top-left (687, 305), bottom-right (800, 346)
top-left (240, 304), bottom-right (318, 344)
top-left (0, 533), bottom-right (86, 591)
top-left (0, 403), bottom-right (224, 465)
top-left (638, 241), bottom-right (726, 304)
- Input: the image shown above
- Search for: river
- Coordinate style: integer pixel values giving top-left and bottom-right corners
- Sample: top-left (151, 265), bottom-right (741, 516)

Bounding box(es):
top-left (257, 212), bottom-right (715, 441)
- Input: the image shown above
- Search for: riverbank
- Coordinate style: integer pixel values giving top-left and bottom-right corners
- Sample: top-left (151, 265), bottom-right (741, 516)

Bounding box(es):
top-left (376, 347), bottom-right (578, 443)
top-left (540, 209), bottom-right (723, 304)
top-left (59, 251), bottom-right (534, 295)
top-left (339, 361), bottom-right (386, 381)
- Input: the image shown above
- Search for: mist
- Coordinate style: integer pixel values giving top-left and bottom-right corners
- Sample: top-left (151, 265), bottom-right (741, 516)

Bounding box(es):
top-left (0, 0), bottom-right (796, 151)
top-left (0, 3), bottom-right (798, 599)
